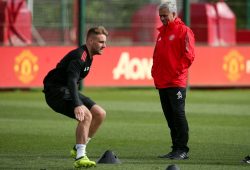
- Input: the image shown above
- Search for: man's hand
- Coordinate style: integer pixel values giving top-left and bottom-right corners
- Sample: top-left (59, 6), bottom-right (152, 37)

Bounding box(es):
top-left (74, 105), bottom-right (88, 121)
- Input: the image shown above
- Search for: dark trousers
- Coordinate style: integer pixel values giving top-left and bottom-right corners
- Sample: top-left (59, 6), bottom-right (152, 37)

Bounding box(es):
top-left (158, 87), bottom-right (189, 152)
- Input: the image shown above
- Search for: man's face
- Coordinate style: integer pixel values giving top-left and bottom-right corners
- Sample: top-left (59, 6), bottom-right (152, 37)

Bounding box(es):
top-left (159, 8), bottom-right (175, 26)
top-left (89, 34), bottom-right (107, 55)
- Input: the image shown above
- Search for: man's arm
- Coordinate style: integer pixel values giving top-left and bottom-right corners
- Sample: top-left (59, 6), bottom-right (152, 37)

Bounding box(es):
top-left (66, 60), bottom-right (84, 107)
top-left (176, 28), bottom-right (195, 76)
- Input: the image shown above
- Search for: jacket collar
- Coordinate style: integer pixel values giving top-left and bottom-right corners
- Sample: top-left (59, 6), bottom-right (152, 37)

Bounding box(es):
top-left (157, 17), bottom-right (183, 32)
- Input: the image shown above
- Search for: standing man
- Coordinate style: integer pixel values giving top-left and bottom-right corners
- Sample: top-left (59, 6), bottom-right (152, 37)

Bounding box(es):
top-left (43, 26), bottom-right (108, 168)
top-left (151, 1), bottom-right (195, 160)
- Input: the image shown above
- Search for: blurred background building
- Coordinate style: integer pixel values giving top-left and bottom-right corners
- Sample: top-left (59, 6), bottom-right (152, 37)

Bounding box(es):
top-left (0, 0), bottom-right (249, 46)
top-left (1, 0), bottom-right (250, 89)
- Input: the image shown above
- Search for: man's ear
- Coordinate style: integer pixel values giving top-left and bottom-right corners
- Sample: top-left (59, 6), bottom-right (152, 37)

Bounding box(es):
top-left (87, 37), bottom-right (93, 45)
top-left (173, 12), bottom-right (177, 18)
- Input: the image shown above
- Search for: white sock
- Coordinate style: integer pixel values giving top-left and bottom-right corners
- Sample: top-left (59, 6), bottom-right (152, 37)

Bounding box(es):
top-left (86, 137), bottom-right (91, 144)
top-left (76, 144), bottom-right (86, 159)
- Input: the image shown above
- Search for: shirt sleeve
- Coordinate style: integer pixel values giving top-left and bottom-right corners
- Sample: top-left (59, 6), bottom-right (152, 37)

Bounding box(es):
top-left (66, 59), bottom-right (84, 107)
top-left (176, 28), bottom-right (195, 76)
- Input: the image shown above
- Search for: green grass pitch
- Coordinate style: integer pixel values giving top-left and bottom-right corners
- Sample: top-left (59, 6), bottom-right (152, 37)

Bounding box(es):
top-left (0, 88), bottom-right (250, 170)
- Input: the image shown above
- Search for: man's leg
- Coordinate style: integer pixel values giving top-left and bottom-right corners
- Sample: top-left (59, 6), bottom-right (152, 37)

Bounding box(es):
top-left (76, 94), bottom-right (106, 139)
top-left (74, 106), bottom-right (96, 168)
top-left (159, 89), bottom-right (177, 148)
top-left (158, 88), bottom-right (177, 158)
top-left (168, 88), bottom-right (189, 160)
top-left (74, 105), bottom-right (105, 168)
top-left (75, 106), bottom-right (92, 158)
top-left (71, 104), bottom-right (106, 156)
top-left (88, 104), bottom-right (106, 138)
top-left (76, 113), bottom-right (91, 146)
top-left (170, 88), bottom-right (189, 152)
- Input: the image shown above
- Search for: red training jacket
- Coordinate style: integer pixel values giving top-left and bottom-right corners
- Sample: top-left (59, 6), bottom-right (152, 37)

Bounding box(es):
top-left (151, 17), bottom-right (195, 89)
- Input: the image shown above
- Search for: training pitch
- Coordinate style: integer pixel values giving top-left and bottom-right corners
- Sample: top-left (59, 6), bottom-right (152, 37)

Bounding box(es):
top-left (0, 88), bottom-right (250, 170)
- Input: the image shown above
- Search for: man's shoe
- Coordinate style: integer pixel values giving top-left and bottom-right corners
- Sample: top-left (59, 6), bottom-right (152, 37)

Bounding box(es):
top-left (74, 156), bottom-right (96, 168)
top-left (242, 155), bottom-right (250, 164)
top-left (158, 151), bottom-right (175, 159)
top-left (170, 150), bottom-right (189, 160)
top-left (70, 146), bottom-right (77, 158)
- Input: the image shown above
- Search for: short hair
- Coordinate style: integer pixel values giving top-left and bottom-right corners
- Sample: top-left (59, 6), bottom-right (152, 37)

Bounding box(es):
top-left (86, 26), bottom-right (108, 40)
top-left (158, 0), bottom-right (177, 13)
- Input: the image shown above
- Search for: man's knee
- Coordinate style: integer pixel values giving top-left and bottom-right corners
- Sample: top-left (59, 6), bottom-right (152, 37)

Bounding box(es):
top-left (97, 108), bottom-right (106, 120)
top-left (101, 109), bottom-right (106, 118)
top-left (91, 105), bottom-right (106, 120)
top-left (84, 109), bottom-right (92, 122)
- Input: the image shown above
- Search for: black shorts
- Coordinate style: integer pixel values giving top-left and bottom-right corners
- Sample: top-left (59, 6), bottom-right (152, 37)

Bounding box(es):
top-left (43, 86), bottom-right (96, 119)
